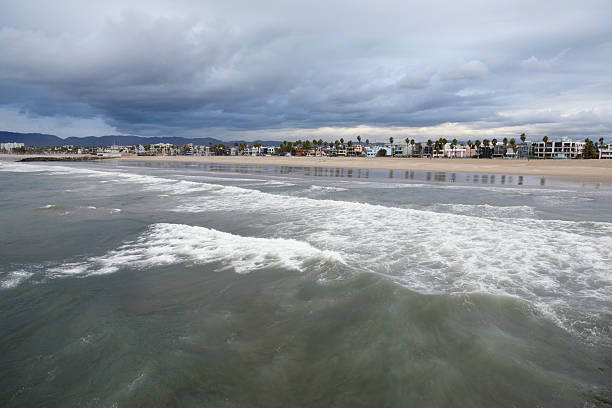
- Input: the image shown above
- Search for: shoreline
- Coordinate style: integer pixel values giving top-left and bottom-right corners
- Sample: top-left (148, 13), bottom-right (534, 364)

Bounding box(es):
top-left (3, 153), bottom-right (612, 183)
top-left (118, 155), bottom-right (612, 183)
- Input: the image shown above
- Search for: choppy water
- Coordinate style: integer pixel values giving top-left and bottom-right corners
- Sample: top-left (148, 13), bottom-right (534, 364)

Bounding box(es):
top-left (1, 158), bottom-right (611, 407)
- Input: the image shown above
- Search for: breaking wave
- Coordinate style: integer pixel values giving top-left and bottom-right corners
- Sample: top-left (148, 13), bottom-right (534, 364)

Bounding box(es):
top-left (48, 223), bottom-right (345, 276)
top-left (3, 159), bottom-right (611, 340)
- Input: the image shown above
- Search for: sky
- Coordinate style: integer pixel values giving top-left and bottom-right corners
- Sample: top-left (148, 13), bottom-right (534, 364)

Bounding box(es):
top-left (0, 0), bottom-right (611, 142)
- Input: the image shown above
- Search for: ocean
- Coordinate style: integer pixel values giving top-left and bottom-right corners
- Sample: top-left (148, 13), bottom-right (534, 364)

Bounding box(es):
top-left (1, 158), bottom-right (611, 407)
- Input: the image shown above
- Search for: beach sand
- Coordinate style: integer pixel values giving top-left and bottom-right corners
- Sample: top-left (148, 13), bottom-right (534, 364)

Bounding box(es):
top-left (118, 155), bottom-right (612, 183)
top-left (4, 154), bottom-right (612, 182)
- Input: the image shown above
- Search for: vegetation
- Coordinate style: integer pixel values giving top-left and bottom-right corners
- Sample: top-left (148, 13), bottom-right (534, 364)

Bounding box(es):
top-left (582, 138), bottom-right (599, 159)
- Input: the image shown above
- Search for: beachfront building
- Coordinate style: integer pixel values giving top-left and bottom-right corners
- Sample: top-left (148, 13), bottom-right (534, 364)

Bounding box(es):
top-left (516, 142), bottom-right (531, 159)
top-left (150, 143), bottom-right (174, 155)
top-left (366, 145), bottom-right (391, 157)
top-left (1, 142), bottom-right (25, 151)
top-left (493, 144), bottom-right (507, 158)
top-left (477, 146), bottom-right (493, 159)
top-left (445, 145), bottom-right (469, 158)
top-left (599, 144), bottom-right (612, 159)
top-left (505, 147), bottom-right (517, 159)
top-left (531, 139), bottom-right (585, 159)
top-left (346, 145), bottom-right (365, 157)
top-left (422, 145), bottom-right (433, 157)
top-left (392, 144), bottom-right (408, 157)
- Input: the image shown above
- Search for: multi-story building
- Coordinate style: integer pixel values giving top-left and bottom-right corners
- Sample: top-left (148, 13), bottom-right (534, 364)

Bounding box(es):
top-left (477, 146), bottom-right (493, 158)
top-left (0, 142), bottom-right (25, 151)
top-left (445, 144), bottom-right (469, 158)
top-left (599, 144), bottom-right (612, 159)
top-left (493, 144), bottom-right (507, 158)
top-left (516, 142), bottom-right (531, 159)
top-left (392, 144), bottom-right (409, 157)
top-left (346, 145), bottom-right (365, 156)
top-left (531, 139), bottom-right (585, 159)
top-left (365, 145), bottom-right (391, 157)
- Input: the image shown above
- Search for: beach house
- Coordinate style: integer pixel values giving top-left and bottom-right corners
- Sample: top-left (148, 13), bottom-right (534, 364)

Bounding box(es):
top-left (599, 143), bottom-right (612, 159)
top-left (531, 139), bottom-right (585, 159)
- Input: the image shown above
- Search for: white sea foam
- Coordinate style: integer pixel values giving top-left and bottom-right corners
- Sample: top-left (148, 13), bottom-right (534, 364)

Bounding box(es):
top-left (261, 180), bottom-right (296, 187)
top-left (3, 159), bottom-right (611, 338)
top-left (39, 204), bottom-right (56, 209)
top-left (308, 185), bottom-right (349, 193)
top-left (172, 178), bottom-right (612, 338)
top-left (427, 203), bottom-right (536, 218)
top-left (1, 270), bottom-right (33, 289)
top-left (345, 179), bottom-right (578, 195)
top-left (183, 174), bottom-right (268, 182)
top-left (48, 223), bottom-right (345, 277)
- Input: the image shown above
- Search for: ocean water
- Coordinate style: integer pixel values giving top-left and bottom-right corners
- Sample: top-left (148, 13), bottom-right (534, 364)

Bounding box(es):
top-left (0, 158), bottom-right (611, 407)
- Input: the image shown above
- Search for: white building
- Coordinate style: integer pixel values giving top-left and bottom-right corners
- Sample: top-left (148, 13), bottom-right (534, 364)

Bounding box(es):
top-left (366, 145), bottom-right (391, 157)
top-left (1, 142), bottom-right (25, 151)
top-left (600, 144), bottom-right (612, 159)
top-left (531, 139), bottom-right (585, 159)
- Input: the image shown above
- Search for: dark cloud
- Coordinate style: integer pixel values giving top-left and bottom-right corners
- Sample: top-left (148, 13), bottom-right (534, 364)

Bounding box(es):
top-left (0, 0), bottom-right (611, 140)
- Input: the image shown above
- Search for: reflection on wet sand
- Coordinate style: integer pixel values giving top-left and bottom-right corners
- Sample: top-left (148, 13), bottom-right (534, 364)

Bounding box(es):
top-left (114, 160), bottom-right (610, 189)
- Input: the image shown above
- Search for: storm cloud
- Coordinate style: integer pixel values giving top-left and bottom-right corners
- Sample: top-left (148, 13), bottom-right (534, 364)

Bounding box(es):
top-left (0, 0), bottom-right (611, 141)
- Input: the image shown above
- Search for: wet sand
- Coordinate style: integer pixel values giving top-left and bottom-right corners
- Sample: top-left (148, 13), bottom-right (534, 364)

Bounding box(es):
top-left (4, 154), bottom-right (612, 182)
top-left (118, 155), bottom-right (612, 182)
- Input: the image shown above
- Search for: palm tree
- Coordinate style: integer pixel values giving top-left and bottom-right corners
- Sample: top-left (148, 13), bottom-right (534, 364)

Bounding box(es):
top-left (357, 135), bottom-right (361, 144)
top-left (365, 139), bottom-right (370, 145)
top-left (427, 139), bottom-right (433, 158)
top-left (475, 140), bottom-right (481, 158)
top-left (542, 136), bottom-right (549, 159)
top-left (340, 138), bottom-right (344, 145)
top-left (389, 137), bottom-right (394, 144)
top-left (599, 137), bottom-right (604, 147)
top-left (520, 133), bottom-right (526, 144)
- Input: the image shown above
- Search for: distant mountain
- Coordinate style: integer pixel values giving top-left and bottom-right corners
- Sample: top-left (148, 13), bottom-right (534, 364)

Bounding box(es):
top-left (0, 131), bottom-right (64, 146)
top-left (0, 131), bottom-right (281, 147)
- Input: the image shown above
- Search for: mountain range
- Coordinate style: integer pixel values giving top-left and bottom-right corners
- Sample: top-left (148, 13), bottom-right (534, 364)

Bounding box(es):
top-left (0, 131), bottom-right (281, 147)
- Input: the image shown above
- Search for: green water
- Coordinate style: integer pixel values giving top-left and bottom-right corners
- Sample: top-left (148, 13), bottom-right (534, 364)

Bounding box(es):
top-left (1, 159), bottom-right (610, 407)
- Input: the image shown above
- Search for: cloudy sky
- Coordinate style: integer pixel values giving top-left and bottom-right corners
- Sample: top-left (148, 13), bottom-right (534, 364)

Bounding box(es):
top-left (1, 0), bottom-right (611, 141)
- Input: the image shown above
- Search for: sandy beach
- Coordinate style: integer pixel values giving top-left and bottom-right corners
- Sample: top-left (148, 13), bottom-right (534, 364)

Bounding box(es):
top-left (4, 153), bottom-right (612, 182)
top-left (117, 155), bottom-right (612, 182)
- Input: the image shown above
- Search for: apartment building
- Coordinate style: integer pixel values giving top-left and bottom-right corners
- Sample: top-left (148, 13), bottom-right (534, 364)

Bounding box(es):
top-left (599, 144), bottom-right (612, 159)
top-left (531, 139), bottom-right (585, 159)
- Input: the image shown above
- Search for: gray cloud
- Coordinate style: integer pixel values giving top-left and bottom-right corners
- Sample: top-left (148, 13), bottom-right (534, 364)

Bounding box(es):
top-left (0, 0), bottom-right (611, 140)
top-left (441, 61), bottom-right (488, 81)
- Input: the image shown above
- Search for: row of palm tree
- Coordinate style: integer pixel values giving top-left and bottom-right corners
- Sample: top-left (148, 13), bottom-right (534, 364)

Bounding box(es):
top-left (219, 132), bottom-right (607, 158)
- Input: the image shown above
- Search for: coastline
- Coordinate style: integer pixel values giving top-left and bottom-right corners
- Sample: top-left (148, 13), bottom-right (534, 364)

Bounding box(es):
top-left (4, 153), bottom-right (612, 182)
top-left (118, 155), bottom-right (612, 183)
